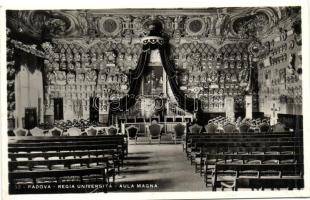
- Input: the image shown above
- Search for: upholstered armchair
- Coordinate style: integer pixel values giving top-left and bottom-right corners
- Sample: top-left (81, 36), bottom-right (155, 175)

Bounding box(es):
top-left (272, 123), bottom-right (287, 132)
top-left (189, 124), bottom-right (202, 134)
top-left (239, 122), bottom-right (251, 133)
top-left (259, 122), bottom-right (270, 133)
top-left (13, 128), bottom-right (28, 136)
top-left (205, 123), bottom-right (218, 133)
top-left (126, 125), bottom-right (139, 144)
top-left (223, 122), bottom-right (237, 133)
top-left (151, 116), bottom-right (160, 123)
top-left (148, 122), bottom-right (162, 144)
top-left (106, 125), bottom-right (119, 135)
top-left (136, 117), bottom-right (145, 123)
top-left (175, 116), bottom-right (183, 122)
top-left (127, 116), bottom-right (136, 123)
top-left (164, 115), bottom-right (175, 122)
top-left (29, 127), bottom-right (45, 136)
top-left (85, 126), bottom-right (98, 136)
top-left (48, 127), bottom-right (63, 136)
top-left (173, 123), bottom-right (186, 144)
top-left (67, 127), bottom-right (82, 136)
top-left (97, 127), bottom-right (107, 135)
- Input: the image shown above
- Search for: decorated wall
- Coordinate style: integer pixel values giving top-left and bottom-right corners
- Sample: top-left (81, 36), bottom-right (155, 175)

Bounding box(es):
top-left (6, 7), bottom-right (302, 125)
top-left (257, 9), bottom-right (302, 124)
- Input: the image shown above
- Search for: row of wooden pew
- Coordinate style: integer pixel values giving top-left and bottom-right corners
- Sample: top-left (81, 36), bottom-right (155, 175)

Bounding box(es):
top-left (8, 135), bottom-right (127, 194)
top-left (184, 131), bottom-right (304, 191)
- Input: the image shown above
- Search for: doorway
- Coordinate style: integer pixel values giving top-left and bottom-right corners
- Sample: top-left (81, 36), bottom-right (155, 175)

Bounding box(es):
top-left (25, 108), bottom-right (37, 129)
top-left (90, 97), bottom-right (99, 122)
top-left (54, 98), bottom-right (64, 121)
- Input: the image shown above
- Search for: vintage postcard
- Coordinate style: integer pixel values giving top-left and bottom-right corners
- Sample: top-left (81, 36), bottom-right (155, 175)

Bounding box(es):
top-left (1, 0), bottom-right (310, 199)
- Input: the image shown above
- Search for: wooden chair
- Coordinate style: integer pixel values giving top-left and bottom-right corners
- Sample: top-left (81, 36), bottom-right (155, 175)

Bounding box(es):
top-left (164, 116), bottom-right (175, 123)
top-left (184, 116), bottom-right (193, 123)
top-left (48, 127), bottom-right (63, 136)
top-left (13, 128), bottom-right (28, 136)
top-left (106, 125), bottom-right (119, 135)
top-left (85, 126), bottom-right (97, 136)
top-left (118, 117), bottom-right (126, 124)
top-left (136, 117), bottom-right (145, 123)
top-left (97, 127), bottom-right (107, 135)
top-left (175, 116), bottom-right (184, 122)
top-left (205, 123), bottom-right (218, 133)
top-left (151, 116), bottom-right (160, 123)
top-left (189, 124), bottom-right (202, 134)
top-left (8, 130), bottom-right (15, 136)
top-left (126, 116), bottom-right (136, 123)
top-left (29, 127), bottom-right (45, 136)
top-left (223, 122), bottom-right (237, 133)
top-left (148, 122), bottom-right (162, 144)
top-left (67, 127), bottom-right (82, 136)
top-left (144, 117), bottom-right (151, 123)
top-left (272, 123), bottom-right (287, 132)
top-left (173, 123), bottom-right (186, 144)
top-left (259, 122), bottom-right (270, 133)
top-left (126, 125), bottom-right (139, 144)
top-left (239, 122), bottom-right (250, 133)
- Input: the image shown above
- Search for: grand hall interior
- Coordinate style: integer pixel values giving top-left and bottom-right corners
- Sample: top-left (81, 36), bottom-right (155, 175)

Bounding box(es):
top-left (5, 7), bottom-right (304, 194)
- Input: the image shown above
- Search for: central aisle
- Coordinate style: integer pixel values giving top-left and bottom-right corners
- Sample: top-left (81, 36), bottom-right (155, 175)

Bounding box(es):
top-left (113, 144), bottom-right (206, 192)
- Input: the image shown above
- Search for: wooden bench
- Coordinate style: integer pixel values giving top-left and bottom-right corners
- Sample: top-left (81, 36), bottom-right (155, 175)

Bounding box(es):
top-left (184, 130), bottom-right (304, 191)
top-left (8, 154), bottom-right (114, 193)
top-left (9, 150), bottom-right (117, 162)
top-left (186, 132), bottom-right (297, 142)
top-left (203, 153), bottom-right (303, 179)
top-left (187, 137), bottom-right (303, 155)
top-left (8, 135), bottom-right (128, 194)
top-left (9, 135), bottom-right (128, 156)
top-left (9, 140), bottom-right (126, 157)
top-left (9, 144), bottom-right (123, 171)
top-left (194, 145), bottom-right (304, 174)
top-left (188, 140), bottom-right (303, 164)
top-left (211, 163), bottom-right (304, 191)
top-left (9, 135), bottom-right (127, 168)
top-left (185, 132), bottom-right (301, 153)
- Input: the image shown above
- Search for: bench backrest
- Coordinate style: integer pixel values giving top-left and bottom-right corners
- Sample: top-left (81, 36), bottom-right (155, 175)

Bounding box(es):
top-left (214, 163), bottom-right (304, 177)
top-left (205, 153), bottom-right (303, 164)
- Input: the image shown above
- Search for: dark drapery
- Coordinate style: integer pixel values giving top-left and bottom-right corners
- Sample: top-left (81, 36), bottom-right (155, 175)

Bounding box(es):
top-left (158, 44), bottom-right (202, 115)
top-left (109, 45), bottom-right (150, 113)
top-left (108, 42), bottom-right (203, 123)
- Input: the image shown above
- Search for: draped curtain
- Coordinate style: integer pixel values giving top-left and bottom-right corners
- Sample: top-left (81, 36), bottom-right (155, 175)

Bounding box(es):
top-left (109, 45), bottom-right (150, 113)
top-left (108, 42), bottom-right (203, 124)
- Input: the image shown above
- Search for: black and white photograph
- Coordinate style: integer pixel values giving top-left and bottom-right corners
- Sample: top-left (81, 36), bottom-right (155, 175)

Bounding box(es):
top-left (2, 1), bottom-right (310, 199)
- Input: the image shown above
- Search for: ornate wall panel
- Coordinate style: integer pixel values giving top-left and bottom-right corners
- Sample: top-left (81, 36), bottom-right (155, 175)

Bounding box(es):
top-left (173, 42), bottom-right (251, 112)
top-left (42, 39), bottom-right (144, 119)
top-left (257, 10), bottom-right (302, 123)
top-left (6, 7), bottom-right (301, 122)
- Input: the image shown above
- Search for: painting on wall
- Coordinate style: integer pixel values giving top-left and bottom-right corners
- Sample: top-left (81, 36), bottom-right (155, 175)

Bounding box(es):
top-left (143, 65), bottom-right (163, 96)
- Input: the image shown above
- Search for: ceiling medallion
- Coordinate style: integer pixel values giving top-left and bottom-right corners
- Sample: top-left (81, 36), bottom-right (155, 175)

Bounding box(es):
top-left (185, 17), bottom-right (206, 36)
top-left (98, 17), bottom-right (121, 36)
top-left (248, 41), bottom-right (269, 59)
